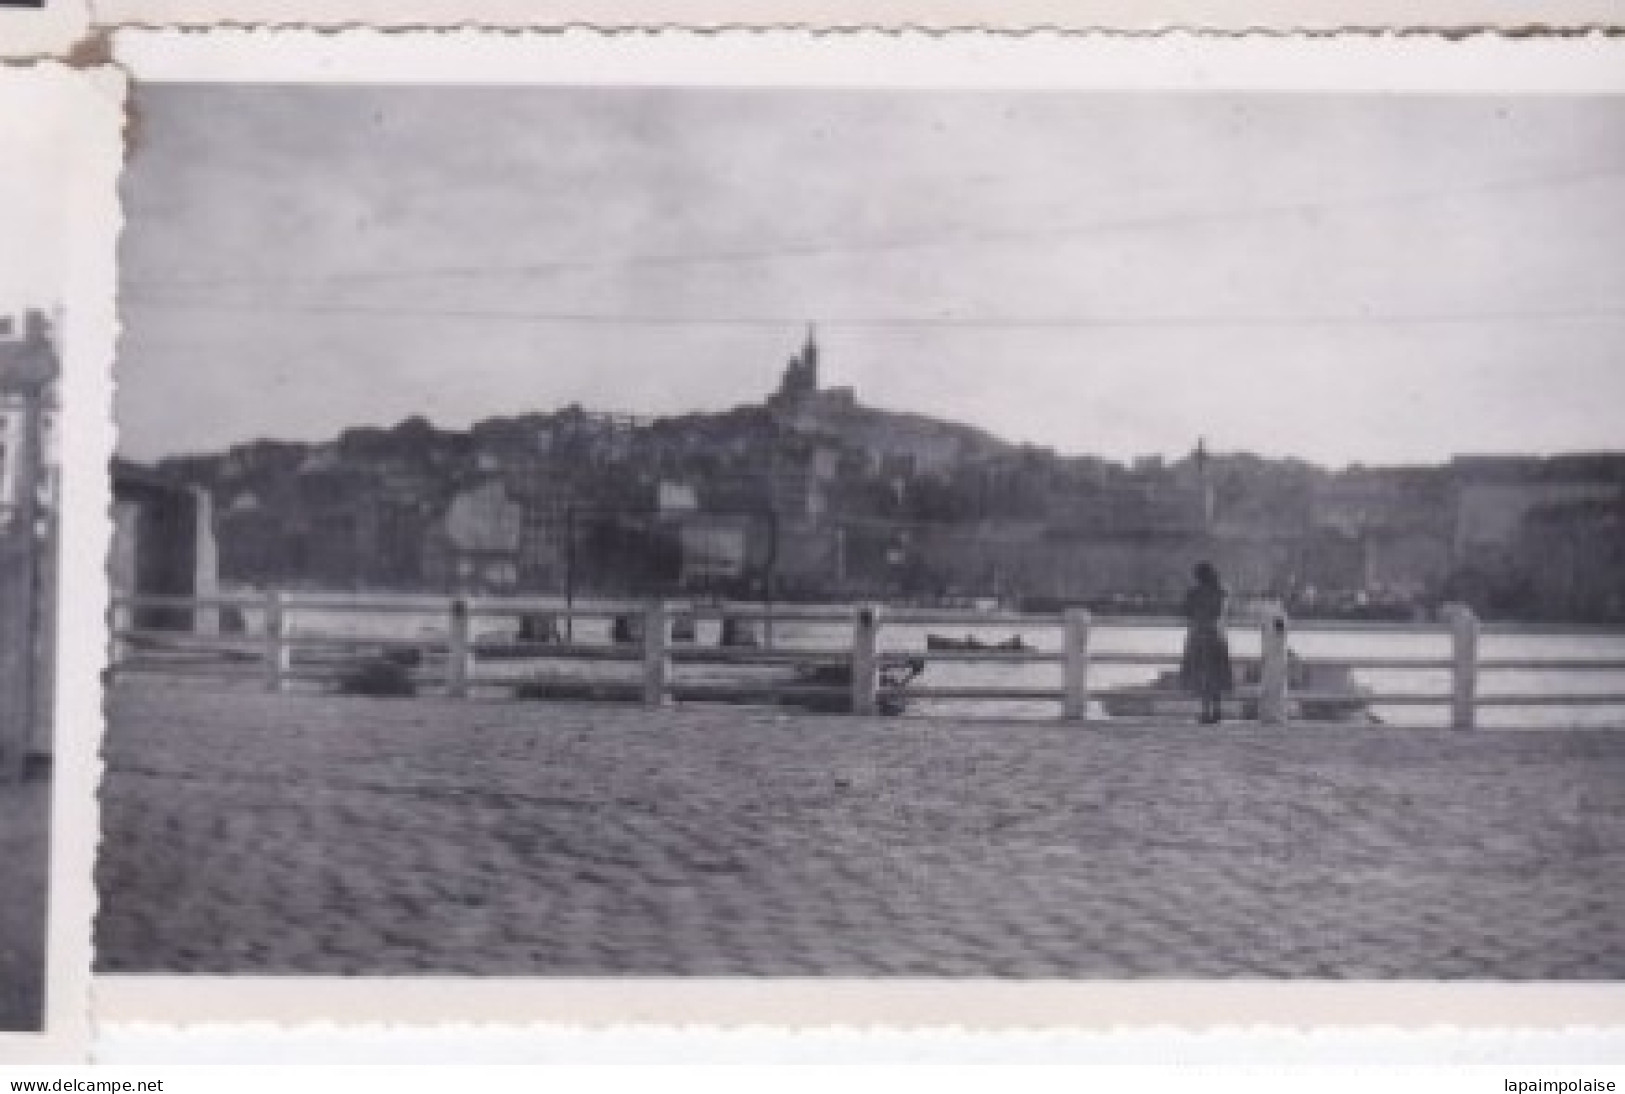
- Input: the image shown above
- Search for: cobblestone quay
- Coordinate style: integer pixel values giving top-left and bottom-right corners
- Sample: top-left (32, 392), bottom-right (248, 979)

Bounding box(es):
top-left (97, 681), bottom-right (1625, 978)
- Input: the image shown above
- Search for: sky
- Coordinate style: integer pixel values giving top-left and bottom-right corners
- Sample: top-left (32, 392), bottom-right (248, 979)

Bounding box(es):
top-left (116, 84), bottom-right (1625, 466)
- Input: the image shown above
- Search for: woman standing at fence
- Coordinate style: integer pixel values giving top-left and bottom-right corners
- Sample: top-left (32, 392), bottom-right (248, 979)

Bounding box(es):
top-left (1180, 561), bottom-right (1234, 725)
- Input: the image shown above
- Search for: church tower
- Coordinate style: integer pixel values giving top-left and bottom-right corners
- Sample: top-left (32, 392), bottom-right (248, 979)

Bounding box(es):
top-left (773, 324), bottom-right (820, 405)
top-left (800, 324), bottom-right (819, 390)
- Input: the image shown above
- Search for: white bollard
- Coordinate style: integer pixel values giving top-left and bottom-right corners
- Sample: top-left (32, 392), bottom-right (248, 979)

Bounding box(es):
top-left (190, 487), bottom-right (220, 637)
top-left (850, 605), bottom-right (881, 717)
top-left (643, 600), bottom-right (671, 707)
top-left (1063, 607), bottom-right (1092, 723)
top-left (447, 598), bottom-right (470, 699)
top-left (1258, 601), bottom-right (1289, 726)
top-left (263, 589), bottom-right (289, 693)
top-left (1445, 602), bottom-right (1480, 731)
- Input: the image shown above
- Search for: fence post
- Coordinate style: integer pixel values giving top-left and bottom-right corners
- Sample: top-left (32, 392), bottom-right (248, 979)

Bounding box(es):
top-left (1446, 602), bottom-right (1479, 730)
top-left (447, 598), bottom-right (470, 699)
top-left (190, 486), bottom-right (220, 637)
top-left (1063, 607), bottom-right (1092, 723)
top-left (262, 589), bottom-right (289, 693)
top-left (1258, 600), bottom-right (1290, 726)
top-left (642, 599), bottom-right (670, 707)
top-left (851, 604), bottom-right (881, 716)
top-left (845, 601), bottom-right (884, 711)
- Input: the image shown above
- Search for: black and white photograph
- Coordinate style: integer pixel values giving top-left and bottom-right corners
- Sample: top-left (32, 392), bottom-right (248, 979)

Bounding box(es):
top-left (0, 310), bottom-right (58, 1032)
top-left (95, 49), bottom-right (1625, 989)
top-left (0, 65), bottom-right (117, 1052)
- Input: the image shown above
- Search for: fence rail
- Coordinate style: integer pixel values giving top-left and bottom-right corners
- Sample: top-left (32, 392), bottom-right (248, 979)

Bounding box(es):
top-left (107, 590), bottom-right (1625, 728)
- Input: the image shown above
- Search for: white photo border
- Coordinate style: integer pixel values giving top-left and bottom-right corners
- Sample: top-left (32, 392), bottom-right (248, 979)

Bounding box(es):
top-left (96, 26), bottom-right (1625, 1032)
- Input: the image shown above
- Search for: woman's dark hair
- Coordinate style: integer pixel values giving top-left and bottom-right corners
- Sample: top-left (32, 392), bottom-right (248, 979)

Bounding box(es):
top-left (1193, 561), bottom-right (1219, 587)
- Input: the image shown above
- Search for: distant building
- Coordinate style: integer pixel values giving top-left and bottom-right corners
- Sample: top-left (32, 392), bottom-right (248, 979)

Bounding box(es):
top-left (1454, 479), bottom-right (1621, 562)
top-left (810, 445), bottom-right (840, 482)
top-left (430, 480), bottom-right (523, 591)
top-left (1361, 527), bottom-right (1453, 601)
top-left (657, 480), bottom-right (699, 514)
top-left (1513, 497), bottom-right (1625, 621)
top-left (1299, 467), bottom-right (1451, 600)
top-left (518, 506), bottom-right (568, 590)
top-left (110, 459), bottom-right (220, 632)
top-left (675, 514), bottom-right (751, 584)
top-left (1314, 468), bottom-right (1445, 536)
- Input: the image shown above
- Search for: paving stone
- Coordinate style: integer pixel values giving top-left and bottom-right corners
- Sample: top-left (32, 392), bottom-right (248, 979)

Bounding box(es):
top-left (95, 681), bottom-right (1625, 978)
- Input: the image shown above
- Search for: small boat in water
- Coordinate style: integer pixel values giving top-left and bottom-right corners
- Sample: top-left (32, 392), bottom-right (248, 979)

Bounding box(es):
top-left (1099, 655), bottom-right (1377, 723)
top-left (516, 612), bottom-right (562, 644)
top-left (470, 611), bottom-right (567, 660)
top-left (607, 611), bottom-right (699, 645)
top-left (785, 655), bottom-right (926, 716)
top-left (925, 633), bottom-right (1031, 652)
top-left (610, 613), bottom-right (643, 645)
top-left (512, 654), bottom-right (927, 716)
top-left (719, 615), bottom-right (761, 648)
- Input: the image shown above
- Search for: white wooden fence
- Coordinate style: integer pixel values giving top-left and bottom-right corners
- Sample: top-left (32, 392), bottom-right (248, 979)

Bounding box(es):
top-left (107, 591), bottom-right (1625, 728)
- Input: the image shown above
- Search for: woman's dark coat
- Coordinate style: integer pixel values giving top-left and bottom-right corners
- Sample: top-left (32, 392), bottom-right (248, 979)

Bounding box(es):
top-left (1180, 581), bottom-right (1235, 697)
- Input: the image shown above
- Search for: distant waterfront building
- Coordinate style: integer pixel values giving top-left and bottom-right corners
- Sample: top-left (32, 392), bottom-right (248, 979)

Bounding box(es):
top-left (657, 480), bottom-right (700, 514)
top-left (676, 515), bottom-right (751, 584)
top-left (1512, 496), bottom-right (1625, 622)
top-left (433, 480), bottom-right (523, 591)
top-left (1432, 456), bottom-right (1625, 619)
top-left (110, 459), bottom-right (220, 632)
top-left (1361, 528), bottom-right (1453, 601)
top-left (1313, 467), bottom-right (1451, 537)
top-left (1454, 477), bottom-right (1621, 562)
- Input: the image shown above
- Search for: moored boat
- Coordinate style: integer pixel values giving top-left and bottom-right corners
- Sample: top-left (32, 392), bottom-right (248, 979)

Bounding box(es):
top-left (925, 633), bottom-right (1031, 652)
top-left (511, 653), bottom-right (927, 715)
top-left (1099, 655), bottom-right (1377, 723)
top-left (786, 655), bottom-right (926, 716)
top-left (719, 614), bottom-right (761, 648)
